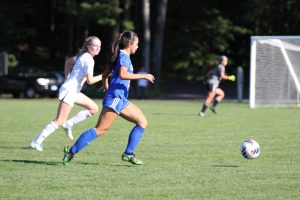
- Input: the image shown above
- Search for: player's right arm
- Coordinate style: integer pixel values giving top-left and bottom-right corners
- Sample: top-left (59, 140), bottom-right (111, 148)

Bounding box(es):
top-left (64, 57), bottom-right (75, 79)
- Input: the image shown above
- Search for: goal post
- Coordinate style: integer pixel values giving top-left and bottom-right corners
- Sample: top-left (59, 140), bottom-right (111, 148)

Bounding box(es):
top-left (250, 36), bottom-right (300, 108)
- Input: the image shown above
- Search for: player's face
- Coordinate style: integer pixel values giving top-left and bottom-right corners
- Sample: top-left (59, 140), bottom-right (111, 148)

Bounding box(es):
top-left (129, 37), bottom-right (139, 54)
top-left (221, 58), bottom-right (228, 66)
top-left (88, 39), bottom-right (101, 56)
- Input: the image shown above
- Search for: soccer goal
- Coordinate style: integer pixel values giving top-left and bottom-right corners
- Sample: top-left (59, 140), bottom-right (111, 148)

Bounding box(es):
top-left (250, 36), bottom-right (300, 108)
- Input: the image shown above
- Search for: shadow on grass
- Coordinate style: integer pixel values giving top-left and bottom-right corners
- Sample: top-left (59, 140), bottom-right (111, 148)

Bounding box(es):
top-left (212, 165), bottom-right (239, 168)
top-left (78, 162), bottom-right (136, 167)
top-left (1, 159), bottom-right (138, 167)
top-left (152, 112), bottom-right (197, 116)
top-left (0, 146), bottom-right (32, 150)
top-left (1, 159), bottom-right (60, 166)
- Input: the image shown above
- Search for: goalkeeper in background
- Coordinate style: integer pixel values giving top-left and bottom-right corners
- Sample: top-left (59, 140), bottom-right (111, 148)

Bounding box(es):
top-left (199, 55), bottom-right (235, 117)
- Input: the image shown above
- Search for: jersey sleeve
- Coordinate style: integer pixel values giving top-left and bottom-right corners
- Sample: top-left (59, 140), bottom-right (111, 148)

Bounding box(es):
top-left (219, 65), bottom-right (225, 74)
top-left (85, 55), bottom-right (95, 75)
top-left (120, 57), bottom-right (130, 68)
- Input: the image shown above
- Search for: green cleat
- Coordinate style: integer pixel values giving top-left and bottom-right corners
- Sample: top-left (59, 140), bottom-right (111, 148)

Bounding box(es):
top-left (63, 146), bottom-right (73, 165)
top-left (121, 153), bottom-right (143, 165)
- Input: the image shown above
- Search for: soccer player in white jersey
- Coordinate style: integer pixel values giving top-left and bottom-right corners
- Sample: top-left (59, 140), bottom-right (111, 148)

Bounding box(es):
top-left (63, 31), bottom-right (155, 165)
top-left (30, 36), bottom-right (103, 151)
top-left (199, 55), bottom-right (235, 117)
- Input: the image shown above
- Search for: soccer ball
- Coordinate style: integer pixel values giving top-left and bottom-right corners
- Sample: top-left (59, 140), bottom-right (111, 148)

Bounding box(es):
top-left (240, 139), bottom-right (261, 159)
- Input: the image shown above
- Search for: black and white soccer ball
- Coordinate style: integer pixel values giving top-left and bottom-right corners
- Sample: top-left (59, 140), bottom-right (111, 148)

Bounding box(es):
top-left (240, 139), bottom-right (261, 159)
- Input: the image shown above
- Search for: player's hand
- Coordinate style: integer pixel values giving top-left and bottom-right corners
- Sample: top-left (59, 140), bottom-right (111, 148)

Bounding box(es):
top-left (145, 74), bottom-right (155, 83)
top-left (228, 75), bottom-right (236, 81)
top-left (101, 78), bottom-right (109, 92)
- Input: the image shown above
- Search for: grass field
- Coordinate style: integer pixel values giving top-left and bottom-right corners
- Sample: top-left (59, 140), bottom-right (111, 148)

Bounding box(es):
top-left (0, 99), bottom-right (299, 200)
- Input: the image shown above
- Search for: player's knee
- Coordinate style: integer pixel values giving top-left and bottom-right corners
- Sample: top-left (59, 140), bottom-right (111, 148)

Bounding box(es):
top-left (220, 92), bottom-right (225, 98)
top-left (138, 118), bottom-right (148, 129)
top-left (89, 105), bottom-right (99, 115)
top-left (95, 127), bottom-right (108, 136)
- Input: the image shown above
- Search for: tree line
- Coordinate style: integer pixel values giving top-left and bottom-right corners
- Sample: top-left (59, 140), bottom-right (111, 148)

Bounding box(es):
top-left (1, 0), bottom-right (300, 85)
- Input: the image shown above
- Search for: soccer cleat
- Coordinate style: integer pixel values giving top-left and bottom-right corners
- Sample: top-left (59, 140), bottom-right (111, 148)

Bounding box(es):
top-left (210, 107), bottom-right (217, 114)
top-left (121, 153), bottom-right (143, 165)
top-left (30, 141), bottom-right (44, 151)
top-left (199, 112), bottom-right (205, 117)
top-left (62, 122), bottom-right (74, 140)
top-left (63, 146), bottom-right (73, 165)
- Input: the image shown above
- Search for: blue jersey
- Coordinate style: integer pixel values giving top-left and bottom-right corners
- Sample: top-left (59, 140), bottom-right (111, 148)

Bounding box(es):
top-left (105, 50), bottom-right (133, 99)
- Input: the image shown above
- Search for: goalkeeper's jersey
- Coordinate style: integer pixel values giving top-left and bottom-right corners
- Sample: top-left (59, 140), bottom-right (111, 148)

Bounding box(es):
top-left (208, 64), bottom-right (225, 85)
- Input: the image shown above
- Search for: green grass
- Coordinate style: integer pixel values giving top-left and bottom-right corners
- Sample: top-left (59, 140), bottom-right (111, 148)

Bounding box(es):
top-left (0, 99), bottom-right (299, 200)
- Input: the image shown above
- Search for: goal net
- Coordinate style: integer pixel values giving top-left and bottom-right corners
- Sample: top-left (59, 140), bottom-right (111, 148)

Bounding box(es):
top-left (250, 36), bottom-right (300, 108)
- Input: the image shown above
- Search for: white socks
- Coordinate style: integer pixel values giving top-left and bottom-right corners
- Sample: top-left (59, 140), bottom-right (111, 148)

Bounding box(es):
top-left (34, 121), bottom-right (58, 144)
top-left (65, 110), bottom-right (92, 126)
top-left (33, 110), bottom-right (92, 144)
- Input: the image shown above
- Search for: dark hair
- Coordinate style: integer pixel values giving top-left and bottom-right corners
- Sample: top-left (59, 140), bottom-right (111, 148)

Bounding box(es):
top-left (109, 31), bottom-right (138, 70)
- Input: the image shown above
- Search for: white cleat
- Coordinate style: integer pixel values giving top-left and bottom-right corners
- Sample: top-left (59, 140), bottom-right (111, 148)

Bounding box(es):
top-left (30, 141), bottom-right (44, 151)
top-left (62, 122), bottom-right (74, 140)
top-left (199, 112), bottom-right (205, 117)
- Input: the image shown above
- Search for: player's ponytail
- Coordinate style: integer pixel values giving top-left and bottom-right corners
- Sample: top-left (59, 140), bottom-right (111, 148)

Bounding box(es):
top-left (109, 31), bottom-right (138, 71)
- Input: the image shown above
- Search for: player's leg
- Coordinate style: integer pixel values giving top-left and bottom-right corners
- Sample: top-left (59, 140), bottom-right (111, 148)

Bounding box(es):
top-left (31, 101), bottom-right (72, 151)
top-left (63, 93), bottom-right (99, 140)
top-left (120, 103), bottom-right (147, 165)
top-left (210, 88), bottom-right (224, 113)
top-left (63, 107), bottom-right (118, 165)
top-left (200, 92), bottom-right (215, 114)
top-left (200, 84), bottom-right (216, 116)
top-left (199, 83), bottom-right (216, 116)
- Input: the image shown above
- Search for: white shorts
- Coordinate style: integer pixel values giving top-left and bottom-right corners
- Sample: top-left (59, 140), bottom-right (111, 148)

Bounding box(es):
top-left (58, 88), bottom-right (82, 107)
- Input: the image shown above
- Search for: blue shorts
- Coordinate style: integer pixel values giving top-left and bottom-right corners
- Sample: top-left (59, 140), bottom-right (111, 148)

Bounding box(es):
top-left (102, 96), bottom-right (130, 115)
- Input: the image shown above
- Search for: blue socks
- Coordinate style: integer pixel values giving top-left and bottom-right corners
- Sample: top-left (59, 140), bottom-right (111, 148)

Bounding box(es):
top-left (69, 125), bottom-right (145, 156)
top-left (125, 125), bottom-right (145, 154)
top-left (70, 128), bottom-right (97, 155)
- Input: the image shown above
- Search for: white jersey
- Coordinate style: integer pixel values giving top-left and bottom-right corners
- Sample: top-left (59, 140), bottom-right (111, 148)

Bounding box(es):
top-left (60, 52), bottom-right (94, 93)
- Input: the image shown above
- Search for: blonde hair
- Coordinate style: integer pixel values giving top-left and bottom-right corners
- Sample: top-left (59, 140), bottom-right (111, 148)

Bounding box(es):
top-left (78, 36), bottom-right (101, 56)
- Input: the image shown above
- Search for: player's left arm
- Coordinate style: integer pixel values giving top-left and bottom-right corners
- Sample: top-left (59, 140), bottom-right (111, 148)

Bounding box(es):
top-left (221, 71), bottom-right (235, 81)
top-left (101, 68), bottom-right (112, 91)
top-left (86, 72), bottom-right (103, 85)
top-left (119, 66), bottom-right (155, 83)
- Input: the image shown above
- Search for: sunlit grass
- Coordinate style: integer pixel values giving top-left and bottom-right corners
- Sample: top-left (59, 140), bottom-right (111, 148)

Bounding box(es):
top-left (0, 99), bottom-right (299, 199)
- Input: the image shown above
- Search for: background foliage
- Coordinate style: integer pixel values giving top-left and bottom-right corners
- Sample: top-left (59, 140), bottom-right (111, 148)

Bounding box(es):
top-left (1, 0), bottom-right (300, 82)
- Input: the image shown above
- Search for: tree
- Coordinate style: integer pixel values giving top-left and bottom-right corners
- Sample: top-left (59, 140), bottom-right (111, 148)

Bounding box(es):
top-left (163, 0), bottom-right (250, 82)
top-left (142, 0), bottom-right (151, 70)
top-left (152, 0), bottom-right (168, 86)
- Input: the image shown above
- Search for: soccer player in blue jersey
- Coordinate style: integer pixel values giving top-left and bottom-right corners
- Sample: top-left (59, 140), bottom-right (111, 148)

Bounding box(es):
top-left (199, 55), bottom-right (235, 117)
top-left (63, 31), bottom-right (155, 165)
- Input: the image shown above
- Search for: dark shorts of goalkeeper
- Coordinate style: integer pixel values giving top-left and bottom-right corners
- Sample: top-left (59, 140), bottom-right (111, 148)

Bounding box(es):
top-left (205, 83), bottom-right (219, 92)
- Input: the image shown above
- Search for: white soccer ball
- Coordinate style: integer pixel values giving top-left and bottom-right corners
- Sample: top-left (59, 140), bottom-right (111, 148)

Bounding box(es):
top-left (240, 139), bottom-right (261, 159)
